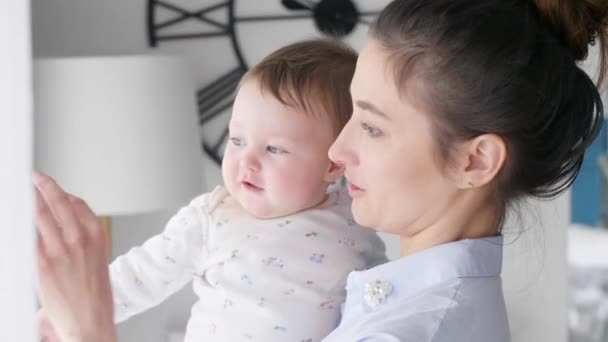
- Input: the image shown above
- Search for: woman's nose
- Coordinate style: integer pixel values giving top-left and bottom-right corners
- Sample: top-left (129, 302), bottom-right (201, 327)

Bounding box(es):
top-left (329, 123), bottom-right (358, 167)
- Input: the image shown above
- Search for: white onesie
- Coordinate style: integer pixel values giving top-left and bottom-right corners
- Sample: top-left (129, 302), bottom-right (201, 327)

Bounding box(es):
top-left (110, 183), bottom-right (387, 342)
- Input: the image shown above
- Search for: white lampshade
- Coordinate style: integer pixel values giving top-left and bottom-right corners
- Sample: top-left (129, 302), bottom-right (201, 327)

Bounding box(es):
top-left (34, 55), bottom-right (205, 216)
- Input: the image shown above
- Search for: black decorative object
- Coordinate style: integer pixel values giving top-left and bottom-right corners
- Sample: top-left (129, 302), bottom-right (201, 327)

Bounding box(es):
top-left (147, 0), bottom-right (385, 165)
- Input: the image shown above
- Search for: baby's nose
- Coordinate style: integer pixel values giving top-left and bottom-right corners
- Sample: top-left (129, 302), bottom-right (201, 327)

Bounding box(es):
top-left (241, 153), bottom-right (261, 172)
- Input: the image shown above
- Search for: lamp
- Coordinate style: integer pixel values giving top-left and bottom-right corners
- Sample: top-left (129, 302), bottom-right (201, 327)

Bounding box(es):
top-left (33, 55), bottom-right (205, 257)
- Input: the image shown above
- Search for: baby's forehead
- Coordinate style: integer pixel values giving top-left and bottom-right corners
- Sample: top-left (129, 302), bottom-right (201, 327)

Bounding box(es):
top-left (245, 75), bottom-right (342, 134)
top-left (229, 111), bottom-right (335, 143)
top-left (230, 112), bottom-right (325, 131)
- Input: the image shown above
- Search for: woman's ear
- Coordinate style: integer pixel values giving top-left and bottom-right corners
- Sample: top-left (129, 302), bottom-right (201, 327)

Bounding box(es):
top-left (324, 161), bottom-right (345, 183)
top-left (456, 134), bottom-right (507, 189)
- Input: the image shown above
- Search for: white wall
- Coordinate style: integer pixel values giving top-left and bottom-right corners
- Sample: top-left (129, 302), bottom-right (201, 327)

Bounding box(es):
top-left (503, 195), bottom-right (569, 342)
top-left (31, 1), bottom-right (571, 341)
top-left (0, 1), bottom-right (36, 342)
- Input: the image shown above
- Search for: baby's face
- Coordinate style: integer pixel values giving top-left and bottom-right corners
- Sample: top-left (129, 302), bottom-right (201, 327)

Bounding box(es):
top-left (222, 77), bottom-right (337, 218)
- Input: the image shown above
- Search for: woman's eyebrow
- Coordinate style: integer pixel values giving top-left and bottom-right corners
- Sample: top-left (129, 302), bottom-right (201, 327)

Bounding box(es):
top-left (356, 100), bottom-right (391, 121)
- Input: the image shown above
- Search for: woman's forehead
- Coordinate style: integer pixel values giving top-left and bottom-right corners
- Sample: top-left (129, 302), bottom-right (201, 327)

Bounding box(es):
top-left (353, 42), bottom-right (397, 92)
top-left (352, 43), bottom-right (402, 112)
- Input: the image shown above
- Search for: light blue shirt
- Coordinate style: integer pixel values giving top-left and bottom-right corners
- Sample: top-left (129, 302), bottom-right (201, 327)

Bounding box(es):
top-left (323, 236), bottom-right (510, 342)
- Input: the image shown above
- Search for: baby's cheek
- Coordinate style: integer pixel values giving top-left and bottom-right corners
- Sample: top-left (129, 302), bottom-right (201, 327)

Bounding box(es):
top-left (282, 170), bottom-right (323, 201)
top-left (268, 168), bottom-right (303, 198)
top-left (272, 171), bottom-right (301, 196)
top-left (221, 158), bottom-right (239, 190)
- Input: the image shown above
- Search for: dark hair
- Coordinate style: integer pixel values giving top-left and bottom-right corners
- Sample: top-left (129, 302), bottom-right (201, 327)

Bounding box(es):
top-left (245, 39), bottom-right (357, 136)
top-left (371, 0), bottom-right (607, 209)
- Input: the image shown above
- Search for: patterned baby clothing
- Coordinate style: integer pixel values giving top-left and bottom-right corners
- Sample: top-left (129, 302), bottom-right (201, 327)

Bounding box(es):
top-left (110, 183), bottom-right (387, 342)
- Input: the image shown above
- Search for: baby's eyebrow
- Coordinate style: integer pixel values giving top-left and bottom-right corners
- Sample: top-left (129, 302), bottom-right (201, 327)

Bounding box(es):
top-left (268, 135), bottom-right (296, 145)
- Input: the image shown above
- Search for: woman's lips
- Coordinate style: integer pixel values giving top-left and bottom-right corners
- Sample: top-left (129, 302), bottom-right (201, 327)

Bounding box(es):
top-left (348, 182), bottom-right (365, 197)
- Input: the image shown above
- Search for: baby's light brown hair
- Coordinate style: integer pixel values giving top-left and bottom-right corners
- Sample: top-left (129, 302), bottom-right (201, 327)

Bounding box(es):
top-left (244, 39), bottom-right (358, 136)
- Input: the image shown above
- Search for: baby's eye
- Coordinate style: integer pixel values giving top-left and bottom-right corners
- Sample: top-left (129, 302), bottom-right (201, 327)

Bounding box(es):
top-left (229, 137), bottom-right (244, 146)
top-left (361, 122), bottom-right (383, 137)
top-left (267, 145), bottom-right (288, 154)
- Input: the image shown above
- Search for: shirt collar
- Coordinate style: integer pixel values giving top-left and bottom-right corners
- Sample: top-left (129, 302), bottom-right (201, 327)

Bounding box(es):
top-left (346, 235), bottom-right (504, 304)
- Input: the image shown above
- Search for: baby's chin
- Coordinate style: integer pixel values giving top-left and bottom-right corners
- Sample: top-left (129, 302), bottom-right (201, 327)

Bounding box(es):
top-left (242, 201), bottom-right (299, 219)
top-left (226, 183), bottom-right (321, 218)
top-left (234, 194), bottom-right (308, 219)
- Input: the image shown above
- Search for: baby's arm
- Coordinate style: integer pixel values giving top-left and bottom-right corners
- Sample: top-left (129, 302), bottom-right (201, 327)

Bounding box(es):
top-left (110, 196), bottom-right (209, 322)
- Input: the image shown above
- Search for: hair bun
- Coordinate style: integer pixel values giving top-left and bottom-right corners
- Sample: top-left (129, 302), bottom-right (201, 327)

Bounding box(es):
top-left (534, 0), bottom-right (607, 57)
top-left (535, 0), bottom-right (608, 84)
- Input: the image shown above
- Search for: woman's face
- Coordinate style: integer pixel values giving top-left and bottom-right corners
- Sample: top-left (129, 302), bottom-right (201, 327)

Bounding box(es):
top-left (329, 39), bottom-right (460, 236)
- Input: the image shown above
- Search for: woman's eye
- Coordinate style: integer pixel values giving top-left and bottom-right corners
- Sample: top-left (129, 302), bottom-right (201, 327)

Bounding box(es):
top-left (361, 122), bottom-right (383, 137)
top-left (267, 145), bottom-right (287, 154)
top-left (229, 137), bottom-right (244, 146)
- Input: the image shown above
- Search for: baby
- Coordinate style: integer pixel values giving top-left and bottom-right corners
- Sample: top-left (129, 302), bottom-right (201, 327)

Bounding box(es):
top-left (109, 40), bottom-right (387, 342)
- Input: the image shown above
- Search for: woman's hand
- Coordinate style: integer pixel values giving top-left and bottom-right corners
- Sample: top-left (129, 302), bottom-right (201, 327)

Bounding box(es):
top-left (38, 309), bottom-right (59, 342)
top-left (34, 172), bottom-right (117, 342)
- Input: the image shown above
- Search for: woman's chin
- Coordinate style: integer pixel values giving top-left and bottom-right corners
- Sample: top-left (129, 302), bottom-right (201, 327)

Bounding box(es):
top-left (351, 204), bottom-right (375, 230)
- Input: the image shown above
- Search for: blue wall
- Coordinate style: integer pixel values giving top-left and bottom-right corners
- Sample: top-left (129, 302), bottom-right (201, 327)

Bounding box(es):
top-left (572, 120), bottom-right (606, 226)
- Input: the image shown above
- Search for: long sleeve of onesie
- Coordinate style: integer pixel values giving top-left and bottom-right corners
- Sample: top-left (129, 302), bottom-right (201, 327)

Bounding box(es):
top-left (109, 193), bottom-right (210, 323)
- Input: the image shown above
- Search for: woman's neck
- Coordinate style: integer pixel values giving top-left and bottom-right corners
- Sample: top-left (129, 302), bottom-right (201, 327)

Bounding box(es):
top-left (399, 190), bottom-right (502, 257)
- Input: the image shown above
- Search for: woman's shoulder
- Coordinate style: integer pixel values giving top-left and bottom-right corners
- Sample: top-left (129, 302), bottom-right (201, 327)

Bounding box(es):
top-left (326, 277), bottom-right (510, 342)
top-left (430, 277), bottom-right (510, 341)
top-left (326, 237), bottom-right (510, 342)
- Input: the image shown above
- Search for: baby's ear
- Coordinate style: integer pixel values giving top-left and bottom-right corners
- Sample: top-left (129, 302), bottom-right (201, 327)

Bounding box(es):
top-left (324, 161), bottom-right (345, 183)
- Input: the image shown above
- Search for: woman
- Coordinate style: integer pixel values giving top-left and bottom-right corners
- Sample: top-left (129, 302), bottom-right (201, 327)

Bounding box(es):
top-left (35, 0), bottom-right (608, 341)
